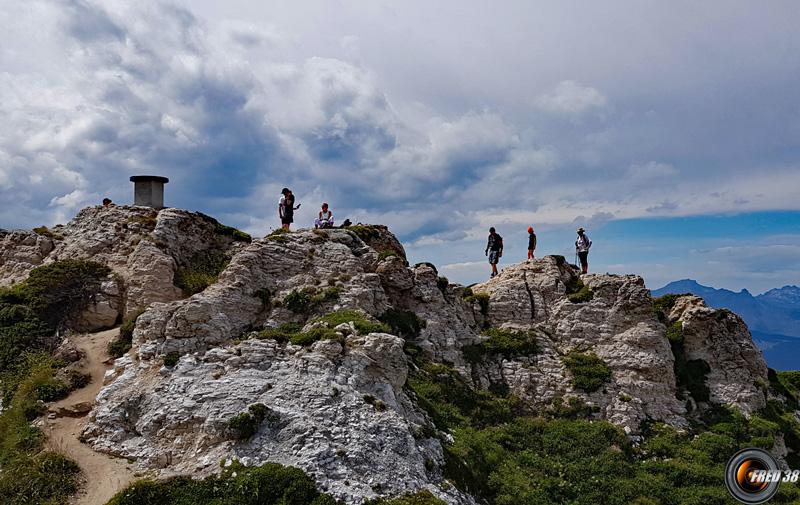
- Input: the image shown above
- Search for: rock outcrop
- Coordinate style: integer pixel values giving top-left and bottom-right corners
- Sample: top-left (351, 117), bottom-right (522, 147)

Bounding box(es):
top-left (0, 208), bottom-right (775, 504)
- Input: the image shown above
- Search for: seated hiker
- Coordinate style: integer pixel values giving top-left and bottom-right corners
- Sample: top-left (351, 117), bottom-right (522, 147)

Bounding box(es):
top-left (485, 227), bottom-right (503, 278)
top-left (314, 203), bottom-right (334, 229)
top-left (575, 227), bottom-right (592, 274)
top-left (527, 226), bottom-right (537, 260)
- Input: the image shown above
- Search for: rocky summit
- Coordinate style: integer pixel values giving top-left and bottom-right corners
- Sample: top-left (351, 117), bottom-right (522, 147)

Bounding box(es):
top-left (0, 205), bottom-right (780, 504)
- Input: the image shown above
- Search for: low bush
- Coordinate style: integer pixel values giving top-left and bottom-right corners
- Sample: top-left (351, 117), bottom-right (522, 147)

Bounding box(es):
top-left (0, 358), bottom-right (81, 504)
top-left (652, 293), bottom-right (691, 322)
top-left (32, 226), bottom-right (64, 240)
top-left (666, 321), bottom-right (684, 343)
top-left (257, 323), bottom-right (304, 344)
top-left (545, 396), bottom-right (599, 420)
top-left (565, 277), bottom-right (594, 303)
top-left (378, 250), bottom-right (399, 261)
top-left (348, 224), bottom-right (382, 241)
top-left (282, 287), bottom-right (341, 314)
top-left (315, 310), bottom-right (390, 335)
top-left (462, 328), bottom-right (538, 363)
top-left (0, 260), bottom-right (110, 374)
top-left (107, 461), bottom-right (337, 505)
top-left (364, 490), bottom-right (446, 505)
top-left (363, 394), bottom-right (387, 412)
top-left (562, 351), bottom-right (612, 392)
top-left (108, 310), bottom-right (145, 359)
top-left (65, 369), bottom-right (91, 390)
top-left (379, 309), bottom-right (426, 339)
top-left (163, 352), bottom-right (180, 368)
top-left (174, 250), bottom-right (229, 296)
top-left (266, 228), bottom-right (290, 243)
top-left (228, 403), bottom-right (271, 439)
top-left (289, 327), bottom-right (340, 347)
top-left (463, 292), bottom-right (490, 316)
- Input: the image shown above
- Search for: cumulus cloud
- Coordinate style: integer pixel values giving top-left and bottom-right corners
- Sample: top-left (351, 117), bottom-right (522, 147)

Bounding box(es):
top-left (535, 80), bottom-right (608, 115)
top-left (0, 0), bottom-right (798, 295)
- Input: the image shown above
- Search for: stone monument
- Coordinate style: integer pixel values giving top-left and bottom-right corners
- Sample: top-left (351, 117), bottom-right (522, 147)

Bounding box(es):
top-left (130, 175), bottom-right (169, 209)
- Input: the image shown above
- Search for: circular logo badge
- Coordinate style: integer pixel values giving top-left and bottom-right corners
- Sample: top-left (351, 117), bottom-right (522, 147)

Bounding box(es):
top-left (725, 448), bottom-right (781, 504)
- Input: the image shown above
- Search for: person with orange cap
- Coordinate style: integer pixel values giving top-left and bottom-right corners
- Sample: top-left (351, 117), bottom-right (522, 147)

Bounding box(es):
top-left (527, 226), bottom-right (537, 261)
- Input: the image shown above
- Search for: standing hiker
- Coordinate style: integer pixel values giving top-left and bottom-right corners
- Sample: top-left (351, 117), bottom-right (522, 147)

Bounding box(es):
top-left (278, 188), bottom-right (301, 231)
top-left (527, 226), bottom-right (537, 261)
top-left (485, 227), bottom-right (504, 278)
top-left (575, 227), bottom-right (592, 274)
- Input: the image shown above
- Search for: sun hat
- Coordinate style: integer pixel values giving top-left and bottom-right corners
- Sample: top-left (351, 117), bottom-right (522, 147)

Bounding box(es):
top-left (577, 227), bottom-right (585, 233)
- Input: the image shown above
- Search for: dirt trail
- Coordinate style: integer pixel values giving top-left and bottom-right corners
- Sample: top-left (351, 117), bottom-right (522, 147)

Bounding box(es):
top-left (44, 328), bottom-right (138, 505)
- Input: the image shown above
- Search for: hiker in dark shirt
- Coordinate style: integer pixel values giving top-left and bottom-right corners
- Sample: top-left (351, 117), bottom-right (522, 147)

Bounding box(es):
top-left (485, 227), bottom-right (503, 278)
top-left (527, 226), bottom-right (537, 261)
top-left (278, 188), bottom-right (301, 231)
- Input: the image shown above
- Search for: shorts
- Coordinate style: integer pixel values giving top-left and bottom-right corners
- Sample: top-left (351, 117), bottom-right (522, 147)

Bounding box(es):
top-left (281, 215), bottom-right (293, 225)
top-left (488, 250), bottom-right (500, 265)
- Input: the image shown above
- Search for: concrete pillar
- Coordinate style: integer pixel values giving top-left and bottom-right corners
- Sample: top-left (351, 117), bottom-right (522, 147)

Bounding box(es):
top-left (130, 175), bottom-right (169, 209)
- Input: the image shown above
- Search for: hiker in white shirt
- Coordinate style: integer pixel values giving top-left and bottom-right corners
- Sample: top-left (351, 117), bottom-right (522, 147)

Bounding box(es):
top-left (575, 227), bottom-right (592, 274)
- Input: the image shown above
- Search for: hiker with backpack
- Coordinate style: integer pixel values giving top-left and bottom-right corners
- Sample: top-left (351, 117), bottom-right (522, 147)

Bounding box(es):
top-left (279, 188), bottom-right (301, 231)
top-left (527, 226), bottom-right (537, 261)
top-left (575, 227), bottom-right (592, 274)
top-left (485, 227), bottom-right (504, 278)
top-left (314, 202), bottom-right (334, 229)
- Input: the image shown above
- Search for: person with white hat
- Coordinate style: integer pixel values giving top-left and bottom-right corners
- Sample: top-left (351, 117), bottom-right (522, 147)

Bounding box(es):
top-left (575, 227), bottom-right (592, 274)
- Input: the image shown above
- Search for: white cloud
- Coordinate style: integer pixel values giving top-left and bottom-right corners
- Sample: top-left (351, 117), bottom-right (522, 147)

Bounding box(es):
top-left (535, 80), bottom-right (608, 115)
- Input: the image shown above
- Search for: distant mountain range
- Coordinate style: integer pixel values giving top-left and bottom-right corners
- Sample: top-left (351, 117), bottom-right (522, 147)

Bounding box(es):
top-left (652, 279), bottom-right (800, 370)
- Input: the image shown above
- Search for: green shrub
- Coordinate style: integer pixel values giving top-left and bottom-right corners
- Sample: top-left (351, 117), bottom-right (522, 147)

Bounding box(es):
top-left (315, 310), bottom-right (390, 335)
top-left (365, 490), bottom-right (446, 505)
top-left (462, 328), bottom-right (538, 363)
top-left (163, 352), bottom-right (180, 368)
top-left (266, 228), bottom-right (290, 243)
top-left (652, 293), bottom-right (690, 322)
top-left (107, 461), bottom-right (337, 505)
top-left (289, 327), bottom-right (340, 346)
top-left (32, 226), bottom-right (64, 240)
top-left (545, 396), bottom-right (599, 419)
top-left (257, 323), bottom-right (304, 344)
top-left (666, 321), bottom-right (684, 343)
top-left (378, 250), bottom-right (399, 261)
top-left (108, 310), bottom-right (144, 359)
top-left (127, 215), bottom-right (158, 231)
top-left (348, 224), bottom-right (382, 241)
top-left (65, 369), bottom-right (91, 390)
top-left (228, 404), bottom-right (271, 439)
top-left (565, 277), bottom-right (594, 303)
top-left (282, 287), bottom-right (340, 314)
top-left (174, 250), bottom-right (229, 296)
top-left (464, 293), bottom-right (490, 316)
top-left (562, 351), bottom-right (612, 392)
top-left (0, 359), bottom-right (81, 504)
top-left (363, 394), bottom-right (388, 412)
top-left (0, 260), bottom-right (110, 373)
top-left (215, 224), bottom-right (251, 243)
top-left (379, 309), bottom-right (426, 338)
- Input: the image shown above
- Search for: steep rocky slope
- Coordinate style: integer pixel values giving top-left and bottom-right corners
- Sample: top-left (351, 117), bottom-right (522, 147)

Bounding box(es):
top-left (0, 206), bottom-right (782, 504)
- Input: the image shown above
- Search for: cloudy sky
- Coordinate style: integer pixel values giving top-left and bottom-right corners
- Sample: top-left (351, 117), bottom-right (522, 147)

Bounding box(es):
top-left (1, 0), bottom-right (799, 292)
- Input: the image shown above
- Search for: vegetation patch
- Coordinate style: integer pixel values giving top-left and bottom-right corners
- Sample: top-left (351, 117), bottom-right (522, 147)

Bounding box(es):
top-left (364, 490), bottom-right (446, 505)
top-left (0, 260), bottom-right (110, 374)
top-left (107, 460), bottom-right (337, 505)
top-left (652, 293), bottom-right (692, 323)
top-left (437, 276), bottom-right (449, 293)
top-left (266, 228), bottom-right (290, 243)
top-left (566, 278), bottom-right (594, 303)
top-left (127, 215), bottom-right (158, 232)
top-left (666, 321), bottom-right (684, 343)
top-left (215, 223), bottom-right (251, 243)
top-left (282, 287), bottom-right (341, 314)
top-left (174, 249), bottom-right (229, 296)
top-left (378, 250), bottom-right (399, 261)
top-left (228, 403), bottom-right (272, 439)
top-left (462, 328), bottom-right (538, 363)
top-left (257, 323), bottom-right (304, 344)
top-left (463, 292), bottom-right (490, 316)
top-left (163, 352), bottom-right (180, 368)
top-left (108, 310), bottom-right (145, 359)
top-left (0, 357), bottom-right (81, 505)
top-left (545, 396), bottom-right (600, 420)
top-left (669, 331), bottom-right (711, 404)
top-left (562, 351), bottom-right (612, 392)
top-left (315, 310), bottom-right (390, 335)
top-left (257, 323), bottom-right (340, 347)
top-left (348, 224), bottom-right (382, 241)
top-left (32, 226), bottom-right (64, 240)
top-left (363, 394), bottom-right (388, 412)
top-left (379, 309), bottom-right (426, 339)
